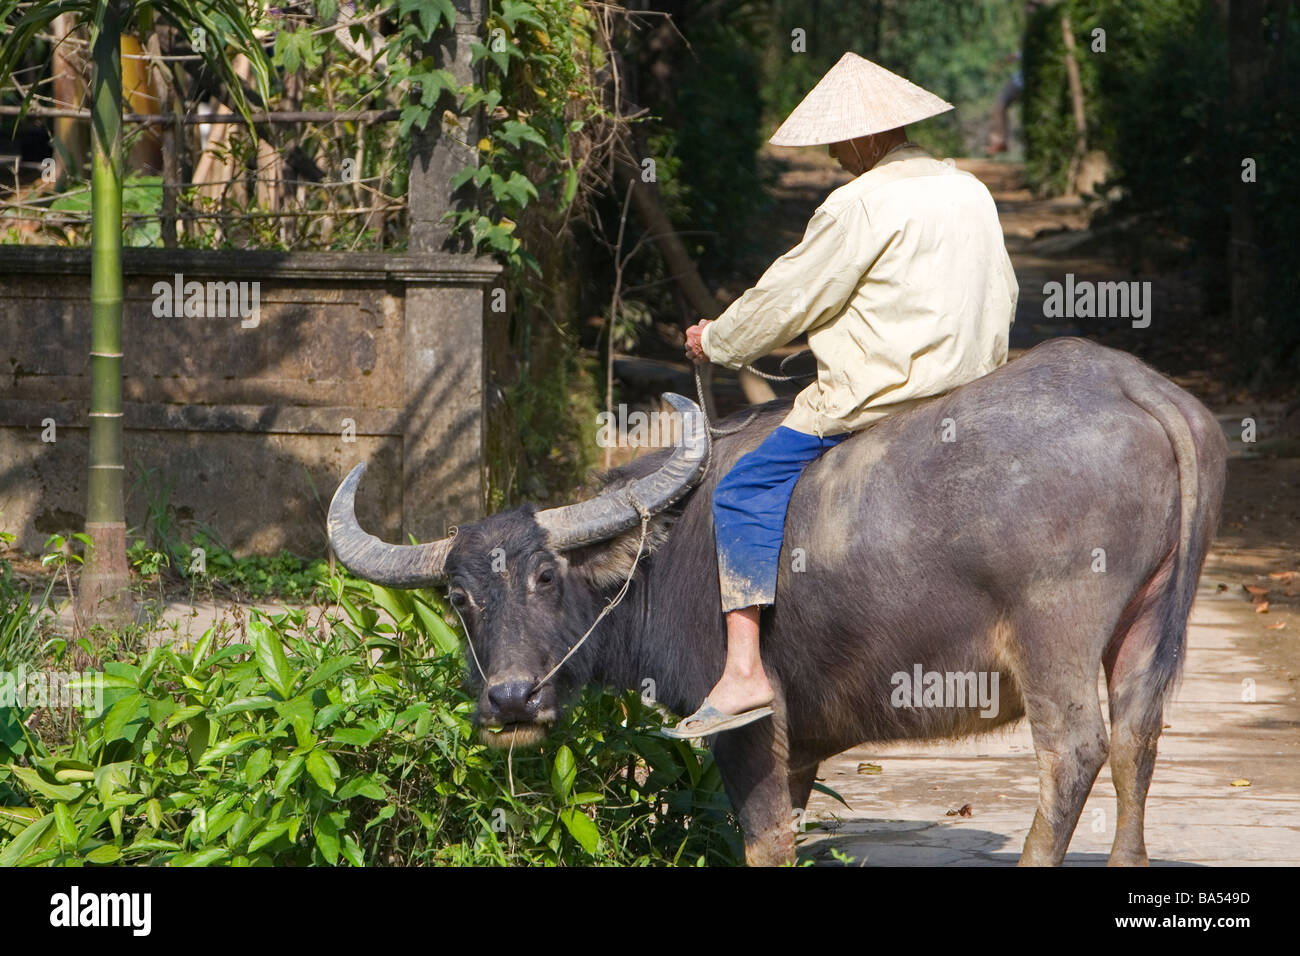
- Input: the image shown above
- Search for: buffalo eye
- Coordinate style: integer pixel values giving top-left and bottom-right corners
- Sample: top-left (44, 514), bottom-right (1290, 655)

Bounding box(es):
top-left (537, 568), bottom-right (556, 587)
top-left (449, 589), bottom-right (468, 609)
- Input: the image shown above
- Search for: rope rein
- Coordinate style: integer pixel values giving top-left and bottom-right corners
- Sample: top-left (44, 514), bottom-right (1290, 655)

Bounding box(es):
top-left (452, 599), bottom-right (487, 683)
top-left (693, 349), bottom-right (815, 480)
top-left (695, 350), bottom-right (814, 433)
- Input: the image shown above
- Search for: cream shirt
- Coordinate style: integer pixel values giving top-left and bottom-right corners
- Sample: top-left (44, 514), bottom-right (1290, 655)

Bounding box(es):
top-left (701, 143), bottom-right (1018, 436)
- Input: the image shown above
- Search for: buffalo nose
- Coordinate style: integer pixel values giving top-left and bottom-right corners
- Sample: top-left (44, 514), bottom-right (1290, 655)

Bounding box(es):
top-left (487, 681), bottom-right (540, 721)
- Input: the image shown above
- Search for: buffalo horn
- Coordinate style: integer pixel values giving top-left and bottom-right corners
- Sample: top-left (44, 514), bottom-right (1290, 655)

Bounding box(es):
top-left (536, 392), bottom-right (707, 550)
top-left (327, 463), bottom-right (453, 586)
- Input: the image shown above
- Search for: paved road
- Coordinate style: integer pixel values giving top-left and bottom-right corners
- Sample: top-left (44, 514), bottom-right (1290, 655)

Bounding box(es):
top-left (800, 580), bottom-right (1300, 866)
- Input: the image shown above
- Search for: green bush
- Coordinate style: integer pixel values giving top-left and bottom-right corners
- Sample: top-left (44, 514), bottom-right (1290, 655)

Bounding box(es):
top-left (0, 572), bottom-right (741, 866)
top-left (188, 532), bottom-right (330, 602)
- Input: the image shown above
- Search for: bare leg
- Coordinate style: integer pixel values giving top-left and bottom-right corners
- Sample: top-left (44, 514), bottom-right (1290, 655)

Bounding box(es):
top-left (702, 606), bottom-right (775, 714)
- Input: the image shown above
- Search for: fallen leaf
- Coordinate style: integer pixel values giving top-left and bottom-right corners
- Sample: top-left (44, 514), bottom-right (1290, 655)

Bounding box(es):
top-left (1267, 570), bottom-right (1300, 583)
top-left (1230, 779), bottom-right (1251, 788)
top-left (1266, 621), bottom-right (1286, 630)
top-left (856, 762), bottom-right (882, 775)
top-left (1255, 601), bottom-right (1270, 614)
top-left (1216, 583), bottom-right (1229, 592)
top-left (1243, 584), bottom-right (1269, 600)
top-left (946, 804), bottom-right (974, 817)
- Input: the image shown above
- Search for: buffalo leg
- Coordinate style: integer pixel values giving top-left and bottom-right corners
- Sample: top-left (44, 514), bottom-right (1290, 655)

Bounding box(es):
top-left (1017, 626), bottom-right (1110, 866)
top-left (788, 760), bottom-right (818, 811)
top-left (1103, 704), bottom-right (1160, 867)
top-left (1102, 575), bottom-right (1176, 867)
top-left (711, 701), bottom-right (795, 866)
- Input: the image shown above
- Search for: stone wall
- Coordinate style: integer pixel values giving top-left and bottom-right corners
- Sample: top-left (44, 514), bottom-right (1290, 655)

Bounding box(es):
top-left (0, 246), bottom-right (500, 556)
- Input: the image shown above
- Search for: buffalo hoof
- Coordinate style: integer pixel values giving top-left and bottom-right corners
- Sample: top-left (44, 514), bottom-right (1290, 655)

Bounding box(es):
top-left (1107, 851), bottom-right (1150, 867)
top-left (744, 827), bottom-right (797, 867)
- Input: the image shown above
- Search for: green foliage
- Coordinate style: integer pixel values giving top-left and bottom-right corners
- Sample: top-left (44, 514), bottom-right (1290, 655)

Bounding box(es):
top-left (1023, 0), bottom-right (1300, 381)
top-left (124, 468), bottom-right (328, 600)
top-left (652, 19), bottom-right (769, 274)
top-left (190, 533), bottom-right (330, 601)
top-left (43, 175), bottom-right (163, 247)
top-left (758, 0), bottom-right (1024, 156)
top-left (0, 0), bottom-right (272, 139)
top-left (0, 572), bottom-right (741, 866)
top-left (1023, 2), bottom-right (1092, 195)
top-left (1024, 0), bottom-right (1233, 217)
top-left (145, 1), bottom-right (273, 125)
top-left (125, 525), bottom-right (330, 601)
top-left (489, 337), bottom-right (599, 508)
top-left (445, 0), bottom-right (610, 274)
top-left (0, 529), bottom-right (58, 673)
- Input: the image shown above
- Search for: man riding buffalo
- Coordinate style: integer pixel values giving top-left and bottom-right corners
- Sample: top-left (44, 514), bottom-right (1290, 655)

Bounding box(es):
top-left (670, 53), bottom-right (1020, 738)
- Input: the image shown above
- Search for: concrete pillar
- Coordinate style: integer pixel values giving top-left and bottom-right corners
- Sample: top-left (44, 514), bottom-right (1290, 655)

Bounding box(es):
top-left (401, 0), bottom-right (501, 541)
top-left (401, 260), bottom-right (499, 544)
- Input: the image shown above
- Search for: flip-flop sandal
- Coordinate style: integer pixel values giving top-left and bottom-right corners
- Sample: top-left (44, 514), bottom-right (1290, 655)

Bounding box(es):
top-left (660, 698), bottom-right (774, 739)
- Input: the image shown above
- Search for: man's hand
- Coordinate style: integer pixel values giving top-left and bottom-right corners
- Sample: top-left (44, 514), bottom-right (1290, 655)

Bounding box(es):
top-left (685, 319), bottom-right (712, 365)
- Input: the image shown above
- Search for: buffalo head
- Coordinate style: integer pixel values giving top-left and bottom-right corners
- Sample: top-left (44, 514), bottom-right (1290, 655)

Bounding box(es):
top-left (327, 393), bottom-right (706, 747)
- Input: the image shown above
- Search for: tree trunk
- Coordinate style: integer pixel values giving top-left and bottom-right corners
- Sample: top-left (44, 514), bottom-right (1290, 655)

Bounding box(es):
top-left (146, 28), bottom-right (177, 248)
top-left (51, 14), bottom-right (87, 182)
top-left (1060, 12), bottom-right (1088, 196)
top-left (77, 5), bottom-right (131, 635)
top-left (614, 138), bottom-right (776, 405)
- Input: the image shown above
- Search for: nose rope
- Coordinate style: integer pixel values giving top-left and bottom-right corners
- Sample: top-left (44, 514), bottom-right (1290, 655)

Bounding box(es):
top-left (452, 601), bottom-right (488, 683)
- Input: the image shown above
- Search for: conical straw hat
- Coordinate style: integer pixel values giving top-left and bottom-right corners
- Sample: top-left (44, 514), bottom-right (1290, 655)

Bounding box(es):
top-left (769, 52), bottom-right (953, 147)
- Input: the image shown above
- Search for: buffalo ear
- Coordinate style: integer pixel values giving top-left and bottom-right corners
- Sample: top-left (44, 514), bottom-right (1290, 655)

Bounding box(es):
top-left (565, 515), bottom-right (673, 590)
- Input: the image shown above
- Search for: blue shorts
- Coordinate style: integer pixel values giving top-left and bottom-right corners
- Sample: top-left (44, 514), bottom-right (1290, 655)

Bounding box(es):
top-left (711, 425), bottom-right (850, 611)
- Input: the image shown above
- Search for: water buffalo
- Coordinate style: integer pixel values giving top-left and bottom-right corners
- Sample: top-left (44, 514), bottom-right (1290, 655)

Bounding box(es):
top-left (328, 337), bottom-right (1226, 866)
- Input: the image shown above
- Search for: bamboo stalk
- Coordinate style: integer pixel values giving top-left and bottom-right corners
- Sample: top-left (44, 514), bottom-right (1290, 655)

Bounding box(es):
top-left (78, 2), bottom-right (131, 632)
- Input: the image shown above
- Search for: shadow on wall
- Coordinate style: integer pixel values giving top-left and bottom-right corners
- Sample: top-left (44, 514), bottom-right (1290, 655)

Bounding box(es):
top-left (0, 247), bottom-right (494, 557)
